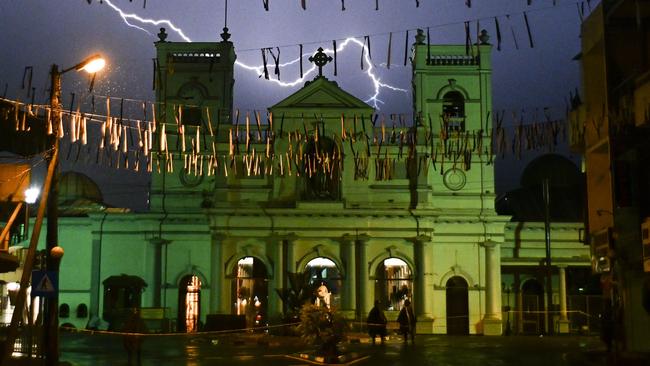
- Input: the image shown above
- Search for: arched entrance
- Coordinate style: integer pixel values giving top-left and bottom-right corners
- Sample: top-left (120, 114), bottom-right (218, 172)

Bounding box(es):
top-left (232, 257), bottom-right (268, 328)
top-left (521, 279), bottom-right (544, 334)
top-left (177, 275), bottom-right (201, 333)
top-left (446, 276), bottom-right (469, 335)
top-left (305, 257), bottom-right (341, 308)
top-left (374, 258), bottom-right (413, 311)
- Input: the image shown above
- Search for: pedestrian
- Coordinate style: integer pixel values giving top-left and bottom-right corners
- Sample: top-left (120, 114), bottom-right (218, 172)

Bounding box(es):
top-left (122, 308), bottom-right (147, 366)
top-left (367, 300), bottom-right (388, 345)
top-left (397, 299), bottom-right (416, 344)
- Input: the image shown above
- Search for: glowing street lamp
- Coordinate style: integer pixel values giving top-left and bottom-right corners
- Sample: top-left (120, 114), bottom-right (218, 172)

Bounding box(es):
top-left (24, 187), bottom-right (40, 205)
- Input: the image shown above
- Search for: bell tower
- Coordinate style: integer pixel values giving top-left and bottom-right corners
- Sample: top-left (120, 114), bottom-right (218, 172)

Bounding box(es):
top-left (150, 27), bottom-right (236, 212)
top-left (411, 29), bottom-right (495, 200)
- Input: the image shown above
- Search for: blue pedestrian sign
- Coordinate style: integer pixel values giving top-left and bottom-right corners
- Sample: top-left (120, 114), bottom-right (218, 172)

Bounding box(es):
top-left (31, 271), bottom-right (58, 298)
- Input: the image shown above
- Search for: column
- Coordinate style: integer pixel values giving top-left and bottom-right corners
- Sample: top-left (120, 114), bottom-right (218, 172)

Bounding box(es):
top-left (340, 234), bottom-right (356, 316)
top-left (148, 237), bottom-right (171, 308)
top-left (210, 233), bottom-right (226, 314)
top-left (557, 265), bottom-right (570, 333)
top-left (412, 235), bottom-right (433, 319)
top-left (267, 234), bottom-right (284, 322)
top-left (482, 240), bottom-right (502, 336)
top-left (412, 235), bottom-right (434, 333)
top-left (356, 234), bottom-right (370, 318)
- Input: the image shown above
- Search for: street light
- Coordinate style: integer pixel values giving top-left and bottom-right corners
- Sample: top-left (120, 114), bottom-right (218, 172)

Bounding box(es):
top-left (45, 53), bottom-right (105, 366)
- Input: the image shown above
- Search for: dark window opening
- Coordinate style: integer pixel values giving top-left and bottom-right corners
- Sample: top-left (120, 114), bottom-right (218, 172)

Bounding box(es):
top-left (442, 91), bottom-right (465, 131)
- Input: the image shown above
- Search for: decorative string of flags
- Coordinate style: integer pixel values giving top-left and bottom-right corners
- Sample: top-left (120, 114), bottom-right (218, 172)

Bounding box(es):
top-left (1, 96), bottom-right (570, 180)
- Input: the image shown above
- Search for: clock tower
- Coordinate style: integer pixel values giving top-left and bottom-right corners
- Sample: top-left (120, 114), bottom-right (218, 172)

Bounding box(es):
top-left (151, 27), bottom-right (236, 211)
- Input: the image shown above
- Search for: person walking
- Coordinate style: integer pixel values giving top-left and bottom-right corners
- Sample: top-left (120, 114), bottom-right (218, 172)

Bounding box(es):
top-left (397, 299), bottom-right (416, 344)
top-left (367, 300), bottom-right (388, 345)
top-left (122, 308), bottom-right (147, 366)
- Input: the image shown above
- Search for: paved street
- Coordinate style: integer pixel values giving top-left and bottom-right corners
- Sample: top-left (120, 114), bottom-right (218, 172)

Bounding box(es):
top-left (56, 331), bottom-right (615, 366)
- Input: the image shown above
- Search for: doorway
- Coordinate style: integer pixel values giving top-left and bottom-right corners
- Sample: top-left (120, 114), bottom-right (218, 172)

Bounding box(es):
top-left (446, 276), bottom-right (469, 335)
top-left (177, 275), bottom-right (201, 333)
top-left (521, 279), bottom-right (544, 334)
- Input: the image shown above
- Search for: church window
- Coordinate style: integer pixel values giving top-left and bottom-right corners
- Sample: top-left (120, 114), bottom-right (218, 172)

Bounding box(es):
top-left (302, 136), bottom-right (341, 201)
top-left (442, 91), bottom-right (465, 131)
top-left (374, 258), bottom-right (412, 311)
top-left (232, 257), bottom-right (268, 328)
top-left (305, 257), bottom-right (341, 308)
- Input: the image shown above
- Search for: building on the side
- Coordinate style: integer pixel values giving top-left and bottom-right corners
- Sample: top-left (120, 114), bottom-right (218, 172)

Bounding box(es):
top-left (569, 0), bottom-right (650, 353)
top-left (0, 28), bottom-right (592, 336)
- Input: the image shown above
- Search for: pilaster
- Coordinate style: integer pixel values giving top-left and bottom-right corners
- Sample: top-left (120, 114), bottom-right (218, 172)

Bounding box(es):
top-left (481, 239), bottom-right (502, 336)
top-left (556, 265), bottom-right (570, 334)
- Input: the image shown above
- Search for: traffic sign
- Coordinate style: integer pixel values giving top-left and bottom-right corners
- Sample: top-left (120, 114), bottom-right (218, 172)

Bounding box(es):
top-left (31, 270), bottom-right (58, 298)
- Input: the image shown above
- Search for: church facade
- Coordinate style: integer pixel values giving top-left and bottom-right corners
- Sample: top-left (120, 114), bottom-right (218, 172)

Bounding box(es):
top-left (4, 29), bottom-right (591, 336)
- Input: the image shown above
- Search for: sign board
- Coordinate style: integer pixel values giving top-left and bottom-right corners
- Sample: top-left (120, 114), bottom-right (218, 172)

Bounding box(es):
top-left (31, 270), bottom-right (58, 298)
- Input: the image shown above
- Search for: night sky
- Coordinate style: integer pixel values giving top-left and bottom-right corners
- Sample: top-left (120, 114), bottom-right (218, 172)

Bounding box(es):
top-left (0, 0), bottom-right (587, 210)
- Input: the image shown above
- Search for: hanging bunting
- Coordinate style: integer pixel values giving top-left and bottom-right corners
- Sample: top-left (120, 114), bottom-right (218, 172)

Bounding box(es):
top-left (426, 27), bottom-right (431, 62)
top-left (341, 0), bottom-right (345, 10)
top-left (301, 0), bottom-right (306, 10)
top-left (261, 49), bottom-right (270, 79)
top-left (506, 15), bottom-right (519, 50)
top-left (523, 12), bottom-right (534, 48)
top-left (415, 0), bottom-right (419, 7)
top-left (267, 47), bottom-right (281, 80)
top-left (495, 17), bottom-right (502, 51)
top-left (333, 40), bottom-right (338, 76)
top-left (361, 37), bottom-right (366, 70)
top-left (22, 66), bottom-right (33, 97)
top-left (404, 30), bottom-right (409, 66)
top-left (365, 35), bottom-right (372, 60)
top-left (152, 58), bottom-right (157, 90)
top-left (465, 0), bottom-right (471, 8)
top-left (375, 0), bottom-right (379, 10)
top-left (576, 2), bottom-right (584, 22)
top-left (465, 21), bottom-right (471, 55)
top-left (387, 32), bottom-right (392, 69)
top-left (299, 44), bottom-right (304, 78)
top-left (263, 0), bottom-right (269, 11)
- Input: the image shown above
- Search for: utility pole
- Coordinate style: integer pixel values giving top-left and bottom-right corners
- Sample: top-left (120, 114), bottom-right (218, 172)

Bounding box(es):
top-left (44, 63), bottom-right (62, 366)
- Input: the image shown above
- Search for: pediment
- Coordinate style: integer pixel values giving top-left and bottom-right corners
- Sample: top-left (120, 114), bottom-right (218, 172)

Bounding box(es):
top-left (270, 77), bottom-right (373, 110)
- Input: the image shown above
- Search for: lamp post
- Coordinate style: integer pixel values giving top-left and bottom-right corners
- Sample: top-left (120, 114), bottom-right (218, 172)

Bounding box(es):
top-left (45, 54), bottom-right (105, 366)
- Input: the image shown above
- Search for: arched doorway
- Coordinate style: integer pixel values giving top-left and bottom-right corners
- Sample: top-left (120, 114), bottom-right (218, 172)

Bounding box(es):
top-left (521, 279), bottom-right (544, 334)
top-left (446, 276), bottom-right (469, 335)
top-left (177, 275), bottom-right (201, 333)
top-left (304, 257), bottom-right (341, 308)
top-left (374, 258), bottom-right (413, 311)
top-left (232, 257), bottom-right (268, 328)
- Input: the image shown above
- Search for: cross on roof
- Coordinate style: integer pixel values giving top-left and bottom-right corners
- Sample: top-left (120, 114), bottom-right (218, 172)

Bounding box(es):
top-left (309, 47), bottom-right (333, 77)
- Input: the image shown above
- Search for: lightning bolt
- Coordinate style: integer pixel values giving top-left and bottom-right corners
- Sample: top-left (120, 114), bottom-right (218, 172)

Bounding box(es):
top-left (101, 0), bottom-right (407, 109)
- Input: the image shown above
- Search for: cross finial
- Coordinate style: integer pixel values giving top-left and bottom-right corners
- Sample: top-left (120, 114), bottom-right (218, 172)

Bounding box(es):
top-left (309, 47), bottom-right (333, 77)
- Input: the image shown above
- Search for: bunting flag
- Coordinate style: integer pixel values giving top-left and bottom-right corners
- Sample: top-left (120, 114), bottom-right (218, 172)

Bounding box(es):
top-left (301, 0), bottom-right (306, 10)
top-left (495, 17), bottom-right (502, 51)
top-left (387, 32), bottom-right (392, 69)
top-left (333, 40), bottom-right (338, 76)
top-left (341, 0), bottom-right (345, 11)
top-left (299, 44), bottom-right (304, 78)
top-left (404, 30), bottom-right (409, 66)
top-left (507, 15), bottom-right (519, 50)
top-left (0, 93), bottom-right (570, 179)
top-left (263, 0), bottom-right (269, 11)
top-left (261, 49), bottom-right (270, 79)
top-left (523, 12), bottom-right (534, 48)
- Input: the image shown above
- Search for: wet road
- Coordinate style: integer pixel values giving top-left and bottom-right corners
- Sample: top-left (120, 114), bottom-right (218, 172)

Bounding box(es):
top-left (59, 331), bottom-right (608, 366)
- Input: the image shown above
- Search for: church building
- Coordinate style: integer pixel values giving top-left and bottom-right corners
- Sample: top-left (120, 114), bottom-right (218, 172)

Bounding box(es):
top-left (1, 28), bottom-right (591, 336)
